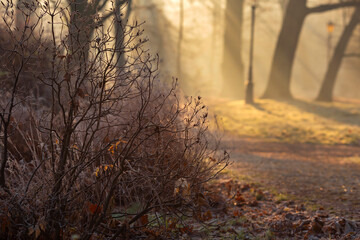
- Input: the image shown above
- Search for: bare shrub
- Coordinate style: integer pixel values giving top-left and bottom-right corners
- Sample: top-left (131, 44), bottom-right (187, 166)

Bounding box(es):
top-left (0, 0), bottom-right (229, 239)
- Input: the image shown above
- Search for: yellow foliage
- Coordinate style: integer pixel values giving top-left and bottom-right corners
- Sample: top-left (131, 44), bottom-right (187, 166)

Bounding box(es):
top-left (108, 138), bottom-right (128, 155)
top-left (94, 164), bottom-right (114, 177)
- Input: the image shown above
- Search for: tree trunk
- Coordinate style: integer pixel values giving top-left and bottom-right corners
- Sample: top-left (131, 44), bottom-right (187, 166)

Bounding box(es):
top-left (262, 0), bottom-right (307, 100)
top-left (177, 0), bottom-right (185, 90)
top-left (115, 19), bottom-right (126, 68)
top-left (278, 0), bottom-right (288, 17)
top-left (316, 7), bottom-right (360, 102)
top-left (68, 0), bottom-right (95, 62)
top-left (16, 0), bottom-right (37, 31)
top-left (221, 0), bottom-right (245, 99)
top-left (210, 0), bottom-right (220, 85)
top-left (115, 0), bottom-right (132, 68)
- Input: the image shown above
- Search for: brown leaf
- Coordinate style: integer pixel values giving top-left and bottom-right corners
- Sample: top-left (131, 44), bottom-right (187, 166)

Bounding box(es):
top-left (35, 226), bottom-right (41, 239)
top-left (233, 209), bottom-right (242, 217)
top-left (225, 180), bottom-right (233, 196)
top-left (168, 219), bottom-right (177, 230)
top-left (241, 184), bottom-right (250, 192)
top-left (310, 217), bottom-right (324, 234)
top-left (87, 202), bottom-right (103, 214)
top-left (66, 54), bottom-right (72, 64)
top-left (64, 72), bottom-right (71, 82)
top-left (77, 88), bottom-right (85, 98)
top-left (203, 210), bottom-right (212, 221)
top-left (103, 136), bottom-right (110, 143)
top-left (196, 193), bottom-right (208, 207)
top-left (248, 200), bottom-right (259, 207)
top-left (139, 214), bottom-right (149, 226)
top-left (28, 227), bottom-right (34, 236)
top-left (179, 225), bottom-right (193, 234)
top-left (235, 191), bottom-right (245, 203)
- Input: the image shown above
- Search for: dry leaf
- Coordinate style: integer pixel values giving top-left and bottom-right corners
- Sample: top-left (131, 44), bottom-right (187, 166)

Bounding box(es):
top-left (139, 214), bottom-right (149, 226)
top-left (77, 88), bottom-right (85, 98)
top-left (87, 202), bottom-right (103, 214)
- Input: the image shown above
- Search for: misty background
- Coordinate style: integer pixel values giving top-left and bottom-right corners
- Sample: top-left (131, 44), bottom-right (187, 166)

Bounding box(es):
top-left (128, 0), bottom-right (360, 100)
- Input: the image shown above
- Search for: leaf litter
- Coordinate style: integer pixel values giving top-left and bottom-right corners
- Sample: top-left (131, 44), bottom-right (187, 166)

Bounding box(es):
top-left (128, 177), bottom-right (360, 239)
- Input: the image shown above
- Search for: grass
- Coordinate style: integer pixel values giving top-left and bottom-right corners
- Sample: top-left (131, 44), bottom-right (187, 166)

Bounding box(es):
top-left (209, 98), bottom-right (360, 145)
top-left (216, 168), bottom-right (253, 182)
top-left (304, 201), bottom-right (323, 212)
top-left (273, 193), bottom-right (291, 203)
top-left (339, 156), bottom-right (360, 164)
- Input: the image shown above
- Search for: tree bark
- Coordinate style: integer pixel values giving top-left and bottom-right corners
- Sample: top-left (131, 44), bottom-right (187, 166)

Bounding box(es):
top-left (176, 0), bottom-right (188, 94)
top-left (68, 0), bottom-right (95, 62)
top-left (262, 0), bottom-right (307, 100)
top-left (221, 0), bottom-right (245, 99)
top-left (278, 0), bottom-right (288, 17)
top-left (115, 0), bottom-right (132, 68)
top-left (210, 0), bottom-right (220, 84)
top-left (316, 7), bottom-right (360, 102)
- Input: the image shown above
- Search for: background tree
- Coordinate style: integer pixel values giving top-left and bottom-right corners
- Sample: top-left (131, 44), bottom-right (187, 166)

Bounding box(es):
top-left (210, 0), bottom-right (222, 84)
top-left (16, 0), bottom-right (37, 31)
top-left (278, 0), bottom-right (288, 16)
top-left (177, 0), bottom-right (184, 79)
top-left (316, 6), bottom-right (360, 102)
top-left (115, 0), bottom-right (133, 68)
top-left (262, 0), bottom-right (360, 100)
top-left (221, 0), bottom-right (245, 99)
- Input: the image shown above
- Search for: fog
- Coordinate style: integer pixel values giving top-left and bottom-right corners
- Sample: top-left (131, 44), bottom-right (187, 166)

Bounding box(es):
top-left (131, 0), bottom-right (360, 100)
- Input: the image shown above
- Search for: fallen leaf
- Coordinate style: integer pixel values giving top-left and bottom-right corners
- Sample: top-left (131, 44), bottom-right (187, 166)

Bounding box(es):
top-left (139, 214), bottom-right (149, 226)
top-left (87, 202), bottom-right (103, 214)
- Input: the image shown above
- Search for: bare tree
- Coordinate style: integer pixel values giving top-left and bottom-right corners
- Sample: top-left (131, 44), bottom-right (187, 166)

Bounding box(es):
top-left (262, 0), bottom-right (360, 100)
top-left (316, 6), bottom-right (360, 102)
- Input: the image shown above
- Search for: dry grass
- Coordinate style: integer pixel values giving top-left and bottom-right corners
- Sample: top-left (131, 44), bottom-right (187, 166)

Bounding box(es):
top-left (208, 98), bottom-right (360, 145)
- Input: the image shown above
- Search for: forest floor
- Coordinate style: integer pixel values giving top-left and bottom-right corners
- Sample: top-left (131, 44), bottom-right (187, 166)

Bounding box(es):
top-left (123, 99), bottom-right (360, 239)
top-left (221, 136), bottom-right (360, 221)
top-left (185, 98), bottom-right (360, 239)
top-left (208, 98), bottom-right (360, 217)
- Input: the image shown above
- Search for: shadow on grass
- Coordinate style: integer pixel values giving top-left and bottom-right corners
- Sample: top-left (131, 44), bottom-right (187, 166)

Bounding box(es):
top-left (230, 149), bottom-right (360, 219)
top-left (281, 99), bottom-right (360, 127)
top-left (252, 102), bottom-right (283, 117)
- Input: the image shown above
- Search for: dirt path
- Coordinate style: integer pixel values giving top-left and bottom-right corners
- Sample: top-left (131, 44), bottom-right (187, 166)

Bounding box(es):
top-left (222, 136), bottom-right (360, 220)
